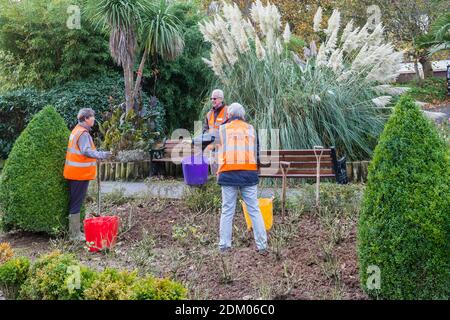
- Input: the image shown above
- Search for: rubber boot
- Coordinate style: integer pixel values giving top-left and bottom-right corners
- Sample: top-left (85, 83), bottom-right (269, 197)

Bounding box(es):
top-left (69, 213), bottom-right (85, 241)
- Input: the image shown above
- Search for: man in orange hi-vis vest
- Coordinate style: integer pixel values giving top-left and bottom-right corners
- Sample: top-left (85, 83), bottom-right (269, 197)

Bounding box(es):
top-left (203, 89), bottom-right (229, 174)
top-left (216, 103), bottom-right (268, 256)
top-left (63, 108), bottom-right (112, 241)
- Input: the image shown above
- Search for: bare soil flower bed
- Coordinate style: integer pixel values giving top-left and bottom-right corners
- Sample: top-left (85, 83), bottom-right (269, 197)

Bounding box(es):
top-left (0, 196), bottom-right (367, 300)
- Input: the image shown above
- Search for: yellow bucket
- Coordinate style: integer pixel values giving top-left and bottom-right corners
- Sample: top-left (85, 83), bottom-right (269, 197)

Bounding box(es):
top-left (240, 198), bottom-right (273, 231)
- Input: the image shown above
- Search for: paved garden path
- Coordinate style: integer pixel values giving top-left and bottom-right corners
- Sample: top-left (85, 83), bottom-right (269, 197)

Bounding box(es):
top-left (100, 180), bottom-right (305, 200)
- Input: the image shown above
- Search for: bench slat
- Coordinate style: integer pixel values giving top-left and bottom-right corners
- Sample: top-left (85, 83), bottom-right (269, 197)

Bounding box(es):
top-left (260, 169), bottom-right (334, 174)
top-left (260, 156), bottom-right (332, 162)
top-left (262, 160), bottom-right (333, 168)
top-left (259, 173), bottom-right (336, 178)
top-left (261, 149), bottom-right (332, 156)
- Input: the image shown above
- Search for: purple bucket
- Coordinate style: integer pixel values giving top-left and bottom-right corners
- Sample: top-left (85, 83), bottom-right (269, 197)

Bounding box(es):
top-left (182, 155), bottom-right (209, 185)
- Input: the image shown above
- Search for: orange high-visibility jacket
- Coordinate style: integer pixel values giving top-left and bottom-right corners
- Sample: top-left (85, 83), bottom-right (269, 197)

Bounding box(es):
top-left (207, 105), bottom-right (228, 133)
top-left (217, 119), bottom-right (258, 173)
top-left (63, 124), bottom-right (97, 180)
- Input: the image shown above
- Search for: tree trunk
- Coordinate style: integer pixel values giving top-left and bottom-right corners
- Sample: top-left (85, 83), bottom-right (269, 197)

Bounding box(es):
top-left (419, 56), bottom-right (433, 79)
top-left (413, 59), bottom-right (424, 87)
top-left (123, 61), bottom-right (135, 114)
top-left (134, 48), bottom-right (148, 99)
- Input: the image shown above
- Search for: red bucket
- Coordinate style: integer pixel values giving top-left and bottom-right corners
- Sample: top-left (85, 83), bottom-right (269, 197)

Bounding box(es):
top-left (84, 216), bottom-right (119, 252)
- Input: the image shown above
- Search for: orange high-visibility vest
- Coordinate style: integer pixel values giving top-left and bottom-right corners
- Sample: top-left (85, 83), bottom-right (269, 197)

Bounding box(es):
top-left (217, 119), bottom-right (258, 173)
top-left (207, 105), bottom-right (228, 132)
top-left (63, 124), bottom-right (97, 181)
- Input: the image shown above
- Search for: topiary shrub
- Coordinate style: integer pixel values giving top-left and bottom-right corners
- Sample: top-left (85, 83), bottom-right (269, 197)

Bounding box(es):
top-left (0, 105), bottom-right (70, 235)
top-left (357, 95), bottom-right (450, 299)
top-left (0, 257), bottom-right (30, 299)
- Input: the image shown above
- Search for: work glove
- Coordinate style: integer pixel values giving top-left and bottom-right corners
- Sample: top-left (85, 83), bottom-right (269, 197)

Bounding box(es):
top-left (101, 151), bottom-right (113, 159)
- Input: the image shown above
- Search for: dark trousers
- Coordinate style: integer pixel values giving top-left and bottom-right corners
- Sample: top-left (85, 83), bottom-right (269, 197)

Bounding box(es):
top-left (68, 180), bottom-right (90, 215)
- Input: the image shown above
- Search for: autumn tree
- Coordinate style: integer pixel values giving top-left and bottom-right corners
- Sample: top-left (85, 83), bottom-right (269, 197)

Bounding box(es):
top-left (337, 0), bottom-right (449, 84)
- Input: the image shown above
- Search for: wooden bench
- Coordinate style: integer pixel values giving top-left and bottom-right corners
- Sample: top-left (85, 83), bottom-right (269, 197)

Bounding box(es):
top-left (259, 146), bottom-right (348, 217)
top-left (259, 147), bottom-right (347, 182)
top-left (150, 138), bottom-right (197, 177)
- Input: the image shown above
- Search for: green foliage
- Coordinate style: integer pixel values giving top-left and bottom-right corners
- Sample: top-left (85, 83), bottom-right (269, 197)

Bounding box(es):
top-left (0, 0), bottom-right (112, 91)
top-left (0, 73), bottom-right (165, 158)
top-left (0, 88), bottom-right (46, 158)
top-left (295, 183), bottom-right (365, 214)
top-left (0, 106), bottom-right (70, 235)
top-left (83, 268), bottom-right (138, 300)
top-left (83, 269), bottom-right (187, 300)
top-left (357, 96), bottom-right (450, 299)
top-left (1, 249), bottom-right (188, 300)
top-left (437, 118), bottom-right (450, 147)
top-left (132, 277), bottom-right (188, 300)
top-left (0, 256), bottom-right (30, 299)
top-left (99, 100), bottom-right (162, 153)
top-left (185, 179), bottom-right (222, 214)
top-left (398, 77), bottom-right (448, 103)
top-left (417, 12), bottom-right (450, 55)
top-left (18, 251), bottom-right (93, 300)
top-left (147, 1), bottom-right (213, 132)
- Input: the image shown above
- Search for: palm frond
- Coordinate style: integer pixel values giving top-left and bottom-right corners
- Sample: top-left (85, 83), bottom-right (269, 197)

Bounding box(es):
top-left (140, 0), bottom-right (185, 61)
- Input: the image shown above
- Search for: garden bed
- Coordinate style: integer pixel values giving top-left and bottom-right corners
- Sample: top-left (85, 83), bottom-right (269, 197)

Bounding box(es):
top-left (0, 183), bottom-right (367, 300)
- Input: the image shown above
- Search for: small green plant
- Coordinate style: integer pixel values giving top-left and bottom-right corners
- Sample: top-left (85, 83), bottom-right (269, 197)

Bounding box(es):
top-left (0, 257), bottom-right (30, 299)
top-left (172, 223), bottom-right (208, 247)
top-left (319, 206), bottom-right (354, 245)
top-left (0, 242), bottom-right (14, 264)
top-left (185, 179), bottom-right (222, 214)
top-left (101, 187), bottom-right (129, 206)
top-left (269, 224), bottom-right (288, 261)
top-left (132, 277), bottom-right (188, 300)
top-left (83, 268), bottom-right (137, 300)
top-left (130, 229), bottom-right (156, 273)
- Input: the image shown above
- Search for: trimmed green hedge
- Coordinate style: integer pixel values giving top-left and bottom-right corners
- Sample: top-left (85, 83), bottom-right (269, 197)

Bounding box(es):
top-left (0, 106), bottom-right (70, 235)
top-left (0, 250), bottom-right (187, 300)
top-left (357, 96), bottom-right (450, 299)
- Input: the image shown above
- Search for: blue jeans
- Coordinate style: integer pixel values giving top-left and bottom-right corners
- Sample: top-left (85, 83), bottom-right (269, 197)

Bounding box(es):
top-left (220, 185), bottom-right (267, 251)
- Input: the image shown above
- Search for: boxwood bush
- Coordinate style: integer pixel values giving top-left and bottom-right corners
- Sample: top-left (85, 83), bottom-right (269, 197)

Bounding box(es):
top-left (0, 105), bottom-right (70, 235)
top-left (357, 96), bottom-right (450, 299)
top-left (18, 251), bottom-right (94, 300)
top-left (12, 251), bottom-right (187, 300)
top-left (0, 257), bottom-right (31, 299)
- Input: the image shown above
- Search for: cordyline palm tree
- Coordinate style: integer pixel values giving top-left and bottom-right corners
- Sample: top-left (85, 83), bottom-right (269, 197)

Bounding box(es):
top-left (417, 13), bottom-right (450, 56)
top-left (134, 0), bottom-right (185, 107)
top-left (84, 0), bottom-right (184, 114)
